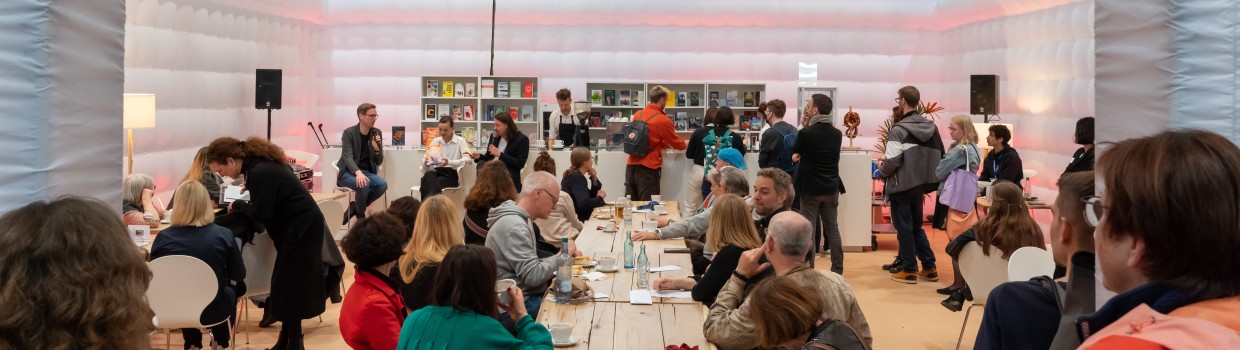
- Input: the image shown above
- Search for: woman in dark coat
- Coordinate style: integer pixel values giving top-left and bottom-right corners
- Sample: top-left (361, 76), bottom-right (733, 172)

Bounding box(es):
top-left (206, 136), bottom-right (325, 350)
top-left (472, 111), bottom-right (529, 191)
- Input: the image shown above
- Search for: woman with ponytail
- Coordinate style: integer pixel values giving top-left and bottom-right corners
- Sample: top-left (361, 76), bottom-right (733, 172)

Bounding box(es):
top-left (560, 147), bottom-right (607, 222)
top-left (205, 136), bottom-right (325, 350)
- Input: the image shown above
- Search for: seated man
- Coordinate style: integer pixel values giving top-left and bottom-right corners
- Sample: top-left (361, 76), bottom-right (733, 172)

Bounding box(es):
top-left (974, 171), bottom-right (1095, 349)
top-left (632, 166), bottom-right (749, 243)
top-left (338, 102), bottom-right (389, 223)
top-left (419, 116), bottom-right (472, 199)
top-left (485, 171), bottom-right (576, 320)
top-left (978, 124), bottom-right (1024, 188)
top-left (704, 212), bottom-right (872, 350)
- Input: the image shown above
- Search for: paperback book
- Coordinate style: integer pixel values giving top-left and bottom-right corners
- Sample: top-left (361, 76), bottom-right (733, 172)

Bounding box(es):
top-left (391, 126), bottom-right (406, 146)
top-left (522, 82), bottom-right (534, 98)
top-left (726, 90), bottom-right (738, 107)
top-left (465, 83), bottom-right (476, 97)
top-left (443, 81), bottom-right (455, 97)
top-left (437, 104), bottom-right (450, 118)
top-left (689, 92), bottom-right (700, 107)
top-left (591, 90), bottom-right (603, 105)
top-left (709, 91), bottom-right (720, 108)
top-left (463, 105), bottom-right (474, 121)
top-left (603, 90), bottom-right (616, 106)
top-left (426, 80), bottom-right (439, 97)
top-left (676, 92), bottom-right (687, 107)
top-left (633, 90), bottom-right (644, 106)
top-left (454, 82), bottom-right (464, 97)
top-left (497, 82), bottom-right (510, 98)
top-left (743, 91), bottom-right (754, 107)
top-left (521, 105), bottom-right (534, 122)
top-left (481, 79), bottom-right (495, 97)
top-left (619, 90), bottom-right (631, 106)
top-left (424, 104), bottom-right (437, 121)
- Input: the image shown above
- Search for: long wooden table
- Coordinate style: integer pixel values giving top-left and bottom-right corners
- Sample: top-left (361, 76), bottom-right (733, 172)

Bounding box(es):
top-left (538, 201), bottom-right (715, 349)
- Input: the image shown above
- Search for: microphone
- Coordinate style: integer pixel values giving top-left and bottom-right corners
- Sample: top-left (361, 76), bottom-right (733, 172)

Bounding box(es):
top-left (307, 122), bottom-right (325, 148)
top-left (317, 124), bottom-right (328, 147)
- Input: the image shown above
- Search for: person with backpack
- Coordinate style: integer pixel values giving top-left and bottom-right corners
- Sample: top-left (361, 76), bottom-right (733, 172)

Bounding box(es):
top-left (759, 99), bottom-right (799, 175)
top-left (623, 85), bottom-right (687, 201)
top-left (696, 106), bottom-right (747, 201)
top-left (790, 94), bottom-right (846, 275)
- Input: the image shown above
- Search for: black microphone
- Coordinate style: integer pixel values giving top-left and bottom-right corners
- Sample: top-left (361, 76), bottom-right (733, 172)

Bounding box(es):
top-left (317, 124), bottom-right (328, 147)
top-left (307, 122), bottom-right (325, 148)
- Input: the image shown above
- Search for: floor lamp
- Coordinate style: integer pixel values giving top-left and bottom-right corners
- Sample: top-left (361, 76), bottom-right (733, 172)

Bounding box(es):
top-left (124, 94), bottom-right (156, 175)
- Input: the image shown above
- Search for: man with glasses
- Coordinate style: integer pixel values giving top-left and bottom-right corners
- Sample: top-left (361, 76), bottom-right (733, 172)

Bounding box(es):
top-left (876, 86), bottom-right (945, 284)
top-left (974, 171), bottom-right (1096, 350)
top-left (486, 171), bottom-right (577, 320)
top-left (337, 102), bottom-right (388, 223)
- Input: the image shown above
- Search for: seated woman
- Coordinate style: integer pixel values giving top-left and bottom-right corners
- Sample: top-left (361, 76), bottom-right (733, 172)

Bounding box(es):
top-left (530, 151), bottom-right (581, 253)
top-left (651, 194), bottom-right (762, 306)
top-left (0, 197), bottom-right (153, 349)
top-left (559, 147), bottom-right (606, 222)
top-left (462, 160), bottom-right (519, 245)
top-left (397, 245), bottom-right (553, 349)
top-left (149, 181), bottom-right (246, 350)
top-left (394, 196), bottom-right (464, 313)
top-left (339, 213), bottom-right (409, 350)
top-left (750, 276), bottom-right (867, 350)
top-left (940, 181), bottom-right (1046, 311)
top-left (168, 146), bottom-right (226, 210)
top-left (122, 173), bottom-right (165, 226)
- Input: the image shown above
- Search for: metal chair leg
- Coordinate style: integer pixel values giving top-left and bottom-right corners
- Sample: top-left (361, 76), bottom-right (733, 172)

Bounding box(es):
top-left (956, 303), bottom-right (977, 350)
top-left (243, 301), bottom-right (250, 345)
top-left (166, 329), bottom-right (172, 350)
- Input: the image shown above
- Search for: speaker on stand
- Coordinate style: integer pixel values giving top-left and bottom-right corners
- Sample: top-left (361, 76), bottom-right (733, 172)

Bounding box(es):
top-left (256, 69), bottom-right (283, 140)
top-left (970, 74), bottom-right (998, 123)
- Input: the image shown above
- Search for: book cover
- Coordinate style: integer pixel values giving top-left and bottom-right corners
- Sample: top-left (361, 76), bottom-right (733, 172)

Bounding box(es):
top-left (754, 91), bottom-right (762, 106)
top-left (676, 92), bottom-right (687, 107)
top-left (391, 126), bottom-right (406, 146)
top-left (443, 81), bottom-right (455, 97)
top-left (619, 90), bottom-right (631, 106)
top-left (743, 91), bottom-right (754, 107)
top-left (676, 111), bottom-right (687, 122)
top-left (675, 120), bottom-right (688, 131)
top-left (437, 104), bottom-right (450, 118)
top-left (709, 91), bottom-right (720, 107)
top-left (591, 90), bottom-right (603, 105)
top-left (426, 80), bottom-right (439, 97)
top-left (750, 135), bottom-right (760, 150)
top-left (465, 83), bottom-right (476, 97)
top-left (463, 105), bottom-right (474, 121)
top-left (454, 82), bottom-right (464, 97)
top-left (509, 81), bottom-right (521, 97)
top-left (603, 90), bottom-right (616, 106)
top-left (689, 115), bottom-right (703, 129)
top-left (749, 112), bottom-right (762, 129)
top-left (689, 92), bottom-right (700, 107)
top-left (508, 106), bottom-right (519, 120)
top-left (665, 88), bottom-right (676, 107)
top-left (521, 105), bottom-right (534, 121)
top-left (422, 127), bottom-right (440, 147)
top-left (481, 79), bottom-right (495, 98)
top-left (450, 104), bottom-right (462, 119)
top-left (485, 105), bottom-right (495, 121)
top-left (633, 90), bottom-right (644, 106)
top-left (424, 104), bottom-right (437, 121)
top-left (589, 112), bottom-right (601, 127)
top-left (497, 81), bottom-right (510, 98)
top-left (522, 82), bottom-right (534, 98)
top-left (737, 114), bottom-right (748, 131)
top-left (726, 90), bottom-right (738, 107)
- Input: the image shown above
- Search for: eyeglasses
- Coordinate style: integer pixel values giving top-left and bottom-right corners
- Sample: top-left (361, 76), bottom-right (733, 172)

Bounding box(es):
top-left (539, 189), bottom-right (559, 205)
top-left (1083, 196), bottom-right (1106, 228)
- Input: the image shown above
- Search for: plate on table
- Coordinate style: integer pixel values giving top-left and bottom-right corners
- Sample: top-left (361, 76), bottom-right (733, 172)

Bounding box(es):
top-left (593, 214), bottom-right (614, 220)
top-left (573, 257), bottom-right (596, 267)
top-left (553, 336), bottom-right (579, 347)
top-left (632, 208), bottom-right (654, 213)
top-left (596, 266), bottom-right (620, 273)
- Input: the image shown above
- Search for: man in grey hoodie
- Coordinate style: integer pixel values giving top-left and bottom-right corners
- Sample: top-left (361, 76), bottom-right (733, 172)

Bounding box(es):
top-left (485, 171), bottom-right (574, 319)
top-left (877, 86), bottom-right (946, 284)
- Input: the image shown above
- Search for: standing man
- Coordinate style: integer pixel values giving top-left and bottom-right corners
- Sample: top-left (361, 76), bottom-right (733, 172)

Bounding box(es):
top-left (338, 103), bottom-right (388, 223)
top-left (548, 88), bottom-right (588, 148)
top-left (758, 99), bottom-right (798, 175)
top-left (791, 94), bottom-right (846, 275)
top-left (624, 85), bottom-right (687, 201)
top-left (876, 86), bottom-right (945, 284)
top-left (419, 116), bottom-right (472, 199)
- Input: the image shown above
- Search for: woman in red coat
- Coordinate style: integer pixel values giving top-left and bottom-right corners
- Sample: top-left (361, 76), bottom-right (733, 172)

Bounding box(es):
top-left (339, 213), bottom-right (409, 350)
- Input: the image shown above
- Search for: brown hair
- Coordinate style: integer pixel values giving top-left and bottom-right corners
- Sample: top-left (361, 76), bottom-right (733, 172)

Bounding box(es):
top-left (1098, 130), bottom-right (1240, 300)
top-left (438, 115), bottom-right (455, 128)
top-left (181, 146), bottom-right (212, 184)
top-left (386, 196), bottom-right (422, 239)
top-left (989, 124), bottom-right (1012, 146)
top-left (431, 245), bottom-right (500, 319)
top-left (750, 276), bottom-right (823, 348)
top-left (341, 213), bottom-right (406, 268)
top-left (562, 147), bottom-right (592, 179)
top-left (766, 99), bottom-right (787, 118)
top-left (357, 103), bottom-right (376, 116)
top-left (170, 181), bottom-right (215, 227)
top-left (715, 106), bottom-right (736, 127)
top-left (534, 151), bottom-right (556, 174)
top-left (973, 181), bottom-right (1045, 259)
top-left (555, 88), bottom-right (571, 101)
top-left (1075, 117), bottom-right (1094, 145)
top-left (706, 194), bottom-right (763, 252)
top-left (493, 111), bottom-right (520, 139)
top-left (649, 85), bottom-right (669, 104)
top-left (205, 136), bottom-right (286, 164)
top-left (704, 107), bottom-right (719, 126)
top-left (898, 85), bottom-right (920, 108)
top-left (1056, 171), bottom-right (1095, 249)
top-left (464, 160), bottom-right (519, 211)
top-left (400, 196), bottom-right (463, 283)
top-left (0, 197), bottom-right (153, 349)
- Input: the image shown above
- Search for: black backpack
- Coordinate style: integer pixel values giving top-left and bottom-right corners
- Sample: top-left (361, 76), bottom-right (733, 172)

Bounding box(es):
top-left (776, 126), bottom-right (798, 173)
top-left (800, 318), bottom-right (868, 350)
top-left (622, 110), bottom-right (654, 157)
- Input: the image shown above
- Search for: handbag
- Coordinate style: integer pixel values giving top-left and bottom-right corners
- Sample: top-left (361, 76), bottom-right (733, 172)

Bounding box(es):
top-left (939, 145), bottom-right (980, 213)
top-left (945, 204), bottom-right (979, 239)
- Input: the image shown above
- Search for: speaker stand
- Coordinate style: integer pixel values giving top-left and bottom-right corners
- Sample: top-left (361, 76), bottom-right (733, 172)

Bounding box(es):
top-left (982, 114), bottom-right (992, 123)
top-left (265, 108), bottom-right (273, 140)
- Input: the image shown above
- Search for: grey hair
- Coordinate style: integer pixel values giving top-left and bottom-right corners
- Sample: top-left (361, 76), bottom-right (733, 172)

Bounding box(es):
top-left (768, 211), bottom-right (812, 257)
top-left (122, 174), bottom-right (154, 203)
top-left (718, 166), bottom-right (750, 196)
top-left (520, 171), bottom-right (559, 197)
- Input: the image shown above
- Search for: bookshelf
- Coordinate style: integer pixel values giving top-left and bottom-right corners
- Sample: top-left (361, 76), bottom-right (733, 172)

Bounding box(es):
top-left (582, 81), bottom-right (767, 149)
top-left (419, 75), bottom-right (540, 147)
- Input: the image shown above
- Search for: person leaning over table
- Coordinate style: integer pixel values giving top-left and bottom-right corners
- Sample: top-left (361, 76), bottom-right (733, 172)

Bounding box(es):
top-left (472, 111), bottom-right (530, 192)
top-left (168, 146), bottom-right (225, 210)
top-left (651, 194), bottom-right (762, 306)
top-left (703, 211), bottom-right (872, 349)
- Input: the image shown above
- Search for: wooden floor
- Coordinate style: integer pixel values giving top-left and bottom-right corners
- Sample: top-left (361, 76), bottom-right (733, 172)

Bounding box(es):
top-left (149, 225), bottom-right (982, 349)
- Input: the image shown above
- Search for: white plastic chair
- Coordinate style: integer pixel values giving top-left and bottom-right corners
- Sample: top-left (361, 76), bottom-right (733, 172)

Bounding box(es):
top-left (284, 149), bottom-right (320, 169)
top-left (318, 199), bottom-right (347, 241)
top-left (1007, 247), bottom-right (1056, 282)
top-left (955, 242), bottom-right (1010, 350)
top-left (233, 233), bottom-right (276, 345)
top-left (441, 164), bottom-right (475, 221)
top-left (148, 255), bottom-right (229, 350)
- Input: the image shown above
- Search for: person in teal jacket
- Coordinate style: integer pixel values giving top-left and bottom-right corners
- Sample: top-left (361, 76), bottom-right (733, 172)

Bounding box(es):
top-left (397, 244), bottom-right (553, 350)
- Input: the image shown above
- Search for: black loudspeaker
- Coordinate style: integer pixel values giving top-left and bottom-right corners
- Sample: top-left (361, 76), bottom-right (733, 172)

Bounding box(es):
top-left (255, 69), bottom-right (282, 110)
top-left (970, 74), bottom-right (998, 115)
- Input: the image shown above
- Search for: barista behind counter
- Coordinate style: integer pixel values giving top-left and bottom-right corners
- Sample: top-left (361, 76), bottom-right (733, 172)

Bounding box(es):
top-left (548, 88), bottom-right (590, 149)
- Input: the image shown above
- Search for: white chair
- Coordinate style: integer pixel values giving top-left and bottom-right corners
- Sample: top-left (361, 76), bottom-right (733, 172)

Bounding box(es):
top-left (284, 149), bottom-right (320, 169)
top-left (955, 242), bottom-right (1010, 350)
top-left (441, 164), bottom-right (475, 221)
top-left (1007, 247), bottom-right (1056, 282)
top-left (233, 233), bottom-right (276, 345)
top-left (318, 199), bottom-right (347, 241)
top-left (148, 255), bottom-right (229, 350)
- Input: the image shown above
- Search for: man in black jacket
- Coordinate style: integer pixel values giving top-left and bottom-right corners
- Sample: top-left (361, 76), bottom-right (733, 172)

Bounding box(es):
top-left (758, 99), bottom-right (797, 175)
top-left (792, 94), bottom-right (846, 275)
top-left (337, 103), bottom-right (388, 223)
top-left (979, 124), bottom-right (1024, 188)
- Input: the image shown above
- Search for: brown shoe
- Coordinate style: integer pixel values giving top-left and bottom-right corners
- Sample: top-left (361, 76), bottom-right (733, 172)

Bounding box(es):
top-left (918, 268), bottom-right (940, 282)
top-left (891, 271), bottom-right (917, 284)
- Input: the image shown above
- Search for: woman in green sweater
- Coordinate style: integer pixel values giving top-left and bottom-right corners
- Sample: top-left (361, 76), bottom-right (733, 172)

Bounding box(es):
top-left (397, 244), bottom-right (553, 349)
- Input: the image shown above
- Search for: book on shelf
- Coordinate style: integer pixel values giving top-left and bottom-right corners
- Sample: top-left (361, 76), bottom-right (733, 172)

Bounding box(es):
top-left (749, 135), bottom-right (760, 150)
top-left (726, 90), bottom-right (738, 107)
top-left (589, 112), bottom-right (602, 127)
top-left (522, 82), bottom-right (534, 98)
top-left (675, 120), bottom-right (688, 131)
top-left (455, 82), bottom-right (465, 97)
top-left (618, 90), bottom-right (631, 107)
top-left (676, 92), bottom-right (687, 107)
top-left (737, 114), bottom-right (749, 131)
top-left (481, 79), bottom-right (495, 97)
top-left (748, 111), bottom-right (762, 130)
top-left (465, 83), bottom-right (476, 97)
top-left (743, 91), bottom-right (754, 107)
top-left (509, 81), bottom-right (520, 97)
top-left (754, 91), bottom-right (762, 106)
top-left (497, 81), bottom-right (510, 98)
top-left (463, 105), bottom-right (474, 121)
top-left (676, 111), bottom-right (687, 122)
top-left (709, 91), bottom-right (720, 107)
top-left (392, 126), bottom-right (406, 146)
top-left (424, 104), bottom-right (437, 121)
top-left (443, 81), bottom-right (455, 97)
top-left (689, 92), bottom-right (700, 107)
top-left (590, 90), bottom-right (603, 105)
top-left (689, 115), bottom-right (703, 129)
top-left (603, 90), bottom-right (616, 106)
top-left (484, 105), bottom-right (495, 121)
top-left (450, 105), bottom-right (462, 120)
top-left (633, 90), bottom-right (644, 106)
top-left (426, 80), bottom-right (439, 97)
top-left (508, 106), bottom-right (519, 120)
top-left (665, 88), bottom-right (676, 107)
top-left (437, 104), bottom-right (450, 118)
top-left (521, 105), bottom-right (534, 122)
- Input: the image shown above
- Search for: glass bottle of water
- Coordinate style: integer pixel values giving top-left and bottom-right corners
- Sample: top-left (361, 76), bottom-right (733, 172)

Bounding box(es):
top-left (636, 244), bottom-right (650, 289)
top-left (623, 231), bottom-right (635, 269)
top-left (622, 195), bottom-right (633, 227)
top-left (555, 237), bottom-right (573, 304)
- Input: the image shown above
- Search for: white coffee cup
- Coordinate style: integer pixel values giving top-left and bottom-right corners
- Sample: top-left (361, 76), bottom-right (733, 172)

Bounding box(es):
top-left (650, 195), bottom-right (662, 202)
top-left (643, 220), bottom-right (658, 231)
top-left (602, 221), bottom-right (615, 231)
top-left (599, 257), bottom-right (617, 270)
top-left (548, 323), bottom-right (573, 343)
top-left (495, 279), bottom-right (516, 306)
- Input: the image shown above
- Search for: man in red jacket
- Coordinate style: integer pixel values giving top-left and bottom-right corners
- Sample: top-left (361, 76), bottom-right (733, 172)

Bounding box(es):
top-left (625, 85), bottom-right (687, 201)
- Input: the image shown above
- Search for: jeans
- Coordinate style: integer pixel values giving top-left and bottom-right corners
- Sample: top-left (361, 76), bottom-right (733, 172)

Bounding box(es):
top-left (338, 170), bottom-right (388, 217)
top-left (891, 193), bottom-right (936, 272)
top-left (801, 193), bottom-right (843, 274)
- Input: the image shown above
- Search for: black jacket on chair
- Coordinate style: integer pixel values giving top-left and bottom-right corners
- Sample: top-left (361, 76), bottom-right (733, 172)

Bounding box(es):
top-left (476, 132), bottom-right (529, 191)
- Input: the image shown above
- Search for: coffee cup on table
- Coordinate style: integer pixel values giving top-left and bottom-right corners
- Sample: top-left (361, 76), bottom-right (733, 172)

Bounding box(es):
top-left (653, 204), bottom-right (666, 214)
top-left (548, 323), bottom-right (573, 343)
top-left (599, 257), bottom-right (617, 270)
top-left (650, 195), bottom-right (662, 202)
top-left (602, 221), bottom-right (615, 231)
top-left (495, 279), bottom-right (516, 306)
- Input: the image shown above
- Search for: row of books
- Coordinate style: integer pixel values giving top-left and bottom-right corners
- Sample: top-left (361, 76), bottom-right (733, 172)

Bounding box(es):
top-left (483, 104), bottom-right (537, 122)
top-left (711, 90), bottom-right (763, 108)
top-left (672, 112), bottom-right (705, 131)
top-left (737, 111), bottom-right (763, 131)
top-left (424, 80), bottom-right (537, 99)
top-left (424, 104), bottom-right (476, 121)
top-left (424, 81), bottom-right (475, 98)
top-left (590, 89), bottom-right (645, 107)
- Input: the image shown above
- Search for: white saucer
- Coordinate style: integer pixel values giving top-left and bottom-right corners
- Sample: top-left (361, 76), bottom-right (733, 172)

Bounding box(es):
top-left (553, 337), bottom-right (579, 347)
top-left (632, 208), bottom-right (654, 213)
top-left (596, 266), bottom-right (620, 273)
top-left (601, 229), bottom-right (618, 233)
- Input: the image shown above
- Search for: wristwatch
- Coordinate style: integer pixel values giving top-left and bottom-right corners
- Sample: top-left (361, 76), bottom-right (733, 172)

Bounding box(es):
top-left (654, 229), bottom-right (663, 239)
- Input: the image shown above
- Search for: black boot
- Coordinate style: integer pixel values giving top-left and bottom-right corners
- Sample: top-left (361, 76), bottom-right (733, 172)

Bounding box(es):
top-left (941, 290), bottom-right (966, 312)
top-left (258, 308), bottom-right (278, 328)
top-left (881, 256), bottom-right (904, 273)
top-left (342, 202), bottom-right (356, 225)
top-left (936, 285), bottom-right (963, 295)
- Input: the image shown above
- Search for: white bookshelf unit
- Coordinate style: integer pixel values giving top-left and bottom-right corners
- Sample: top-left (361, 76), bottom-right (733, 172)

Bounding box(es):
top-left (583, 81), bottom-right (767, 149)
top-left (420, 75), bottom-right (540, 147)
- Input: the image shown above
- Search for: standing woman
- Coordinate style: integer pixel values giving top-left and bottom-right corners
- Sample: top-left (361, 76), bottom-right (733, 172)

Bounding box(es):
top-left (205, 136), bottom-right (325, 350)
top-left (934, 115), bottom-right (982, 239)
top-left (684, 107), bottom-right (719, 214)
top-left (561, 147), bottom-right (607, 222)
top-left (472, 112), bottom-right (530, 191)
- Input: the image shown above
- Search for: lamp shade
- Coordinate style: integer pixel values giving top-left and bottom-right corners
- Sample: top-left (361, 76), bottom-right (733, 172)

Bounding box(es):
top-left (123, 93), bottom-right (156, 129)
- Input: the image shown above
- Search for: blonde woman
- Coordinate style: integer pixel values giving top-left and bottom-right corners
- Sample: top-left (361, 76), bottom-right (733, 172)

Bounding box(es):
top-left (935, 115), bottom-right (982, 239)
top-left (395, 196), bottom-right (464, 312)
top-left (651, 194), bottom-right (762, 306)
top-left (170, 146), bottom-right (225, 210)
top-left (150, 181), bottom-right (245, 349)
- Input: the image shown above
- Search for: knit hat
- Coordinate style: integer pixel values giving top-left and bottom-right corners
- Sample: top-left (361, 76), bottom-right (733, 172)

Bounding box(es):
top-left (717, 148), bottom-right (747, 170)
